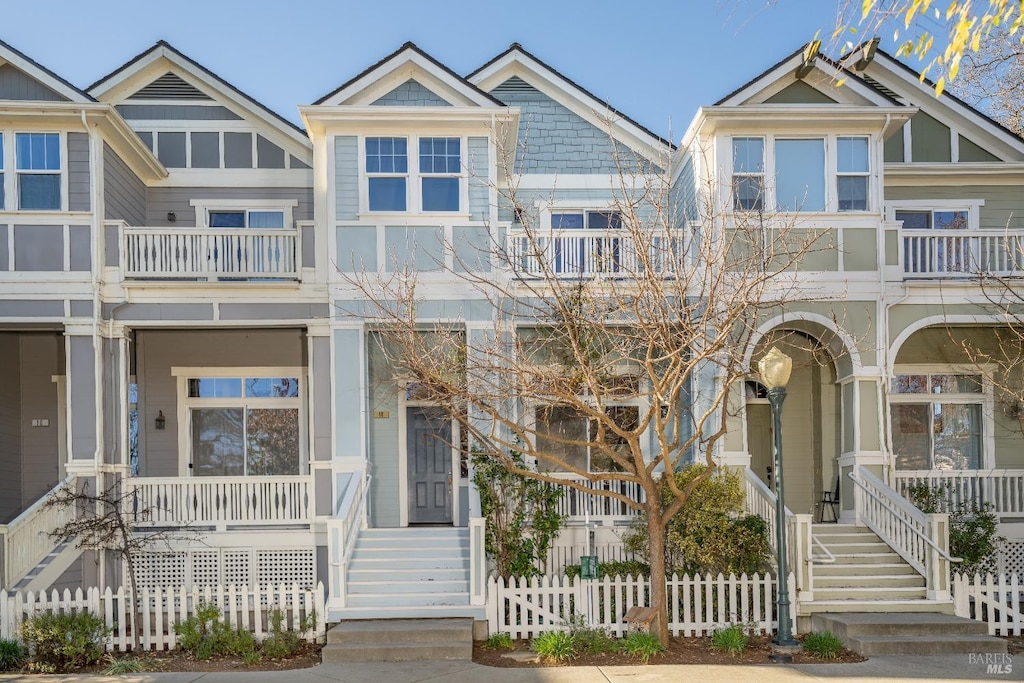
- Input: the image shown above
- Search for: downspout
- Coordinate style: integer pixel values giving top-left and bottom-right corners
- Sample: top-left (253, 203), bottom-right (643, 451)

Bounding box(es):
top-left (82, 109), bottom-right (104, 477)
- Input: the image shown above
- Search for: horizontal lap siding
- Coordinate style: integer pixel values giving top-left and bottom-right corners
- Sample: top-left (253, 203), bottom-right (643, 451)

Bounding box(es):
top-left (103, 143), bottom-right (146, 226)
top-left (885, 185), bottom-right (1024, 230)
top-left (335, 136), bottom-right (358, 221)
top-left (67, 133), bottom-right (90, 212)
top-left (146, 187), bottom-right (313, 227)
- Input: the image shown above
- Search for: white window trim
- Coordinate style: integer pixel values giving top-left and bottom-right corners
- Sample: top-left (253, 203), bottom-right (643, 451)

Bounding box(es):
top-left (729, 134), bottom-right (878, 215)
top-left (888, 364), bottom-right (996, 470)
top-left (172, 366), bottom-right (307, 477)
top-left (0, 130), bottom-right (67, 212)
top-left (537, 200), bottom-right (623, 231)
top-left (358, 134), bottom-right (470, 219)
top-left (836, 136), bottom-right (871, 212)
top-left (189, 198), bottom-right (297, 229)
top-left (885, 199), bottom-right (985, 229)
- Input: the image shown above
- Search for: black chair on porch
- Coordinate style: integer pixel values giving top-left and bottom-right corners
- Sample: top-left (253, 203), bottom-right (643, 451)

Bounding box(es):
top-left (818, 476), bottom-right (839, 523)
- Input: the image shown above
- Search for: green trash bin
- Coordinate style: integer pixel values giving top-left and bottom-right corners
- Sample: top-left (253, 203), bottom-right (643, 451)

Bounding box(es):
top-left (580, 555), bottom-right (599, 579)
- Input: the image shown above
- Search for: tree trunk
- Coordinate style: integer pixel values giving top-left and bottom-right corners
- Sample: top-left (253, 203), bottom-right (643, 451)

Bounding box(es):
top-left (645, 497), bottom-right (670, 645)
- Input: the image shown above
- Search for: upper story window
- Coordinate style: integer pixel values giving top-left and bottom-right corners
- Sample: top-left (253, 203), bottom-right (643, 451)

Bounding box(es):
top-left (731, 135), bottom-right (871, 214)
top-left (16, 132), bottom-right (61, 210)
top-left (191, 199), bottom-right (296, 230)
top-left (208, 209), bottom-right (285, 228)
top-left (894, 209), bottom-right (969, 230)
top-left (551, 210), bottom-right (621, 230)
top-left (364, 135), bottom-right (462, 214)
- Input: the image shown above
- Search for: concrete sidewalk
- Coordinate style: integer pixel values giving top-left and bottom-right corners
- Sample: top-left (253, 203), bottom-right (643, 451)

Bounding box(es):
top-left (0, 655), bottom-right (1020, 683)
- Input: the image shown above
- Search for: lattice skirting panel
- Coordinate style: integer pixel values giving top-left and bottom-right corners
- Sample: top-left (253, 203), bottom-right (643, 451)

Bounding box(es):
top-left (999, 541), bottom-right (1024, 576)
top-left (131, 548), bottom-right (315, 592)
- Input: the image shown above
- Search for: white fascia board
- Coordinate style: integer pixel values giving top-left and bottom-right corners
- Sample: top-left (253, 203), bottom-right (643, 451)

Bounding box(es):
top-left (90, 47), bottom-right (312, 159)
top-left (865, 53), bottom-right (1024, 160)
top-left (300, 106), bottom-right (519, 136)
top-left (317, 52), bottom-right (500, 109)
top-left (468, 52), bottom-right (672, 163)
top-left (0, 49), bottom-right (91, 103)
top-left (696, 105), bottom-right (914, 134)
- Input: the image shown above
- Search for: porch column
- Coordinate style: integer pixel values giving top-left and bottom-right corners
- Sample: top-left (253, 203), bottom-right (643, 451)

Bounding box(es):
top-left (837, 373), bottom-right (885, 522)
top-left (64, 324), bottom-right (99, 469)
top-left (100, 324), bottom-right (129, 470)
top-left (718, 379), bottom-right (751, 470)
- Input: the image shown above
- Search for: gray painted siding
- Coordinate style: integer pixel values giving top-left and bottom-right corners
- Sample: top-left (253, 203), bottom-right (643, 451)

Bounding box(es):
top-left (69, 226), bottom-right (91, 271)
top-left (191, 132), bottom-right (219, 168)
top-left (146, 187), bottom-right (313, 226)
top-left (0, 335), bottom-right (21, 522)
top-left (371, 80), bottom-right (452, 107)
top-left (69, 335), bottom-right (96, 460)
top-left (157, 132), bottom-right (186, 168)
top-left (467, 137), bottom-right (488, 221)
top-left (366, 332), bottom-right (399, 527)
top-left (103, 143), bottom-right (146, 226)
top-left (47, 555), bottom-right (83, 594)
top-left (21, 334), bottom-right (61, 505)
top-left (291, 155), bottom-right (311, 170)
top-left (257, 135), bottom-right (285, 169)
top-left (0, 64), bottom-right (66, 101)
top-left (67, 133), bottom-right (90, 212)
top-left (0, 300), bottom-right (63, 317)
top-left (489, 77), bottom-right (655, 174)
top-left (334, 136), bottom-right (358, 220)
top-left (135, 329), bottom-right (307, 477)
top-left (311, 336), bottom-right (331, 462)
top-left (14, 225), bottom-right (62, 271)
top-left (224, 132), bottom-right (252, 168)
top-left (115, 104), bottom-right (241, 120)
top-left (384, 226), bottom-right (443, 272)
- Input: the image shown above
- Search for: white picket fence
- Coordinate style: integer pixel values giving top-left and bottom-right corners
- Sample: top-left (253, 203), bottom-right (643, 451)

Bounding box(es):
top-left (487, 572), bottom-right (795, 639)
top-left (953, 573), bottom-right (1024, 636)
top-left (0, 583), bottom-right (325, 651)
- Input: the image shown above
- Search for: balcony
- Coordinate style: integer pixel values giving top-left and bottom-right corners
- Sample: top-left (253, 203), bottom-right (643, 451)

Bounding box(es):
top-left (125, 475), bottom-right (314, 530)
top-left (903, 230), bottom-right (1024, 279)
top-left (507, 229), bottom-right (687, 278)
top-left (121, 225), bottom-right (300, 281)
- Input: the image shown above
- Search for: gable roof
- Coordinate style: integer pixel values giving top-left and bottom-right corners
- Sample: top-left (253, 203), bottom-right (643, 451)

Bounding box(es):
top-left (714, 43), bottom-right (901, 108)
top-left (313, 42), bottom-right (504, 108)
top-left (87, 40), bottom-right (310, 149)
top-left (0, 37), bottom-right (94, 103)
top-left (469, 43), bottom-right (673, 151)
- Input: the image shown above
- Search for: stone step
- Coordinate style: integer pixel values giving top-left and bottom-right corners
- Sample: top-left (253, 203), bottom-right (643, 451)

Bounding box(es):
top-left (813, 563), bottom-right (918, 576)
top-left (812, 612), bottom-right (991, 638)
top-left (843, 635), bottom-right (1007, 656)
top-left (814, 575), bottom-right (925, 589)
top-left (800, 600), bottom-right (954, 615)
top-left (323, 618), bottom-right (473, 662)
top-left (813, 586), bottom-right (927, 601)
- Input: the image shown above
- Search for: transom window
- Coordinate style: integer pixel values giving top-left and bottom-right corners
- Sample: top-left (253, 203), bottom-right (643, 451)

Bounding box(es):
top-left (364, 136), bottom-right (463, 213)
top-left (889, 370), bottom-right (988, 470)
top-left (183, 374), bottom-right (302, 477)
top-left (16, 132), bottom-right (61, 210)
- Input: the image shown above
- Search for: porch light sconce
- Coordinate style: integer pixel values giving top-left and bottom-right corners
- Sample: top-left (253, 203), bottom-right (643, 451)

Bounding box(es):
top-left (756, 347), bottom-right (798, 660)
top-left (155, 411), bottom-right (166, 431)
top-left (167, 211), bottom-right (176, 222)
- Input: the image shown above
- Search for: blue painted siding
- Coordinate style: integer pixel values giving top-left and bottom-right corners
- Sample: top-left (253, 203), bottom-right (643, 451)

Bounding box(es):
top-left (333, 329), bottom-right (363, 460)
top-left (335, 136), bottom-right (359, 220)
top-left (489, 77), bottom-right (658, 174)
top-left (384, 226), bottom-right (443, 272)
top-left (336, 226), bottom-right (377, 272)
top-left (372, 79), bottom-right (452, 106)
top-left (467, 137), bottom-right (489, 221)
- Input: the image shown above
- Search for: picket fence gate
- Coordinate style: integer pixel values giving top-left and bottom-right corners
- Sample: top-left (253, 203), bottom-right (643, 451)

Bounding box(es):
top-left (0, 583), bottom-right (326, 651)
top-left (953, 573), bottom-right (1024, 636)
top-left (487, 572), bottom-right (795, 639)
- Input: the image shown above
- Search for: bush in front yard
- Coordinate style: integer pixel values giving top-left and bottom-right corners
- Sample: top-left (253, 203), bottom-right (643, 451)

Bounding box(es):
top-left (20, 610), bottom-right (109, 672)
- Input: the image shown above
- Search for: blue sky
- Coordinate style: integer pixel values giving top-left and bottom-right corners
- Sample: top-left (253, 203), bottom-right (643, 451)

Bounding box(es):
top-left (5, 1), bottom-right (902, 136)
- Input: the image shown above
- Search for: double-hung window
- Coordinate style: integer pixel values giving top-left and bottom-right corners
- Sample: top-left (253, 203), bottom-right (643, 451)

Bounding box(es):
top-left (366, 137), bottom-right (408, 211)
top-left (889, 370), bottom-right (989, 470)
top-left (16, 132), bottom-right (61, 210)
top-left (185, 374), bottom-right (302, 476)
top-left (732, 137), bottom-right (765, 211)
top-left (419, 137), bottom-right (460, 212)
top-left (837, 137), bottom-right (869, 211)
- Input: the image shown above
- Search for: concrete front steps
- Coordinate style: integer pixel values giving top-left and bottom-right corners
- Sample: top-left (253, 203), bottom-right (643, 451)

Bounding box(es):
top-left (812, 612), bottom-right (1007, 656)
top-left (803, 524), bottom-right (952, 615)
top-left (323, 618), bottom-right (473, 662)
top-left (336, 527), bottom-right (484, 621)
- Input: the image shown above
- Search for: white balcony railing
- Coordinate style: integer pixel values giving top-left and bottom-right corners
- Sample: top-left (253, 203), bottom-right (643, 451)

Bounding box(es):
top-left (125, 476), bottom-right (312, 529)
top-left (508, 229), bottom-right (686, 278)
top-left (903, 229), bottom-right (1024, 278)
top-left (893, 469), bottom-right (1024, 517)
top-left (551, 477), bottom-right (645, 523)
top-left (121, 226), bottom-right (300, 281)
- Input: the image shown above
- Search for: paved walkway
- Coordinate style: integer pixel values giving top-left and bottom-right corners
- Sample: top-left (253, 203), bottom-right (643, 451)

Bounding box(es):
top-left (0, 655), bottom-right (1019, 683)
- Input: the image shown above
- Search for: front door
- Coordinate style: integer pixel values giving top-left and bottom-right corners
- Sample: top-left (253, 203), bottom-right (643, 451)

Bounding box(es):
top-left (407, 406), bottom-right (453, 524)
top-left (748, 403), bottom-right (773, 489)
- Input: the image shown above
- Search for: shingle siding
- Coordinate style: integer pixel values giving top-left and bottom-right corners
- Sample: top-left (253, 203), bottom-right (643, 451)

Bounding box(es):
top-left (372, 79), bottom-right (452, 106)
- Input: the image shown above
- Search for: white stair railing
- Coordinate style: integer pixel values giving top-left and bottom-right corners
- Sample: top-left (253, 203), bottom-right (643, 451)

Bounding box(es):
top-left (743, 468), bottom-right (813, 601)
top-left (327, 473), bottom-right (367, 611)
top-left (849, 466), bottom-right (959, 600)
top-left (0, 476), bottom-right (75, 589)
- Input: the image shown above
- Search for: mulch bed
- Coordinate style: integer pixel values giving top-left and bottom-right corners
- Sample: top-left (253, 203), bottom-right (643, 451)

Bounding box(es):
top-left (1006, 637), bottom-right (1024, 655)
top-left (473, 635), bottom-right (865, 667)
top-left (22, 643), bottom-right (323, 675)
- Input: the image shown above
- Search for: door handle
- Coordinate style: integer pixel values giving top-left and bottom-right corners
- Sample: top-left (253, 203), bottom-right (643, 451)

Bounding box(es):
top-left (447, 474), bottom-right (453, 492)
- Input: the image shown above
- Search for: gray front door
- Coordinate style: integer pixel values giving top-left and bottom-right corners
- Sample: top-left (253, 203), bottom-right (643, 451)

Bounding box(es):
top-left (407, 406), bottom-right (453, 524)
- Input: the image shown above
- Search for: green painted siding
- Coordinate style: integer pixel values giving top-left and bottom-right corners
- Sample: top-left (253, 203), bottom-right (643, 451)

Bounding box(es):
top-left (842, 382), bottom-right (855, 453)
top-left (764, 81), bottom-right (836, 104)
top-left (910, 112), bottom-right (951, 162)
top-left (885, 185), bottom-right (1024, 231)
top-left (959, 135), bottom-right (999, 162)
top-left (884, 230), bottom-right (899, 266)
top-left (858, 380), bottom-right (880, 451)
top-left (884, 126), bottom-right (905, 162)
top-left (844, 228), bottom-right (878, 271)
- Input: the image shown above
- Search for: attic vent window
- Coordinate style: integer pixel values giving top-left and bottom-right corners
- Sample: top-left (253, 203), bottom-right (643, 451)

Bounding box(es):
top-left (861, 76), bottom-right (902, 102)
top-left (129, 72), bottom-right (211, 101)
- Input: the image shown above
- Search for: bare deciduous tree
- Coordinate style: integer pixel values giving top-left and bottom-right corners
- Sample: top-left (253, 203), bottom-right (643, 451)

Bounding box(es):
top-left (343, 120), bottom-right (831, 643)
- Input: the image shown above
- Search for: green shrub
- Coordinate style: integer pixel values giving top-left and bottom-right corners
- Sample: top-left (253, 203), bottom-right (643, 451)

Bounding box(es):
top-left (623, 465), bottom-right (771, 576)
top-left (710, 624), bottom-right (748, 656)
top-left (802, 630), bottom-right (844, 659)
top-left (483, 632), bottom-right (514, 650)
top-left (0, 638), bottom-right (26, 671)
top-left (907, 482), bottom-right (1004, 575)
top-left (261, 609), bottom-right (315, 659)
top-left (568, 624), bottom-right (617, 654)
top-left (175, 603), bottom-right (255, 660)
top-left (20, 610), bottom-right (109, 672)
top-left (619, 631), bottom-right (664, 663)
top-left (531, 630), bottom-right (575, 663)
